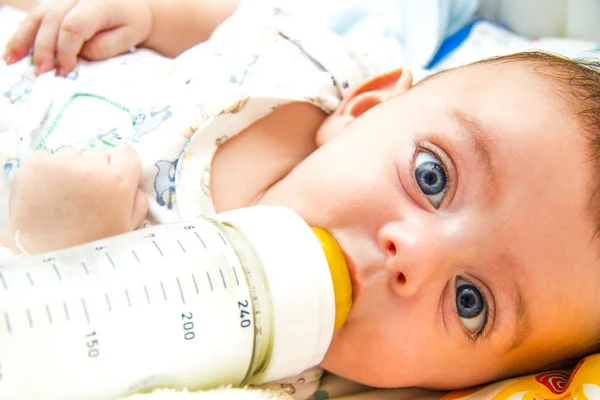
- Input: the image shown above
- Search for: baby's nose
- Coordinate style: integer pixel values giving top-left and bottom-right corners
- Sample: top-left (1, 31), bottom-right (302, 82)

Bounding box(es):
top-left (378, 220), bottom-right (454, 298)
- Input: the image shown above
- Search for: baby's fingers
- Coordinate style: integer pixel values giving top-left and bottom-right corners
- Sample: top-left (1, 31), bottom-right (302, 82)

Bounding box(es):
top-left (2, 5), bottom-right (49, 65)
top-left (55, 0), bottom-right (118, 75)
top-left (32, 0), bottom-right (78, 74)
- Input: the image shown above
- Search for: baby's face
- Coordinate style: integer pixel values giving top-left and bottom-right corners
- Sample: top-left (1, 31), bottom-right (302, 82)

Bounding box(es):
top-left (258, 62), bottom-right (600, 389)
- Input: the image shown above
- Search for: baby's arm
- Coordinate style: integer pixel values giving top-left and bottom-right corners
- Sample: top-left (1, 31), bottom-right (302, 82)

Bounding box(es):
top-left (2, 0), bottom-right (239, 76)
top-left (142, 0), bottom-right (240, 57)
top-left (0, 147), bottom-right (147, 255)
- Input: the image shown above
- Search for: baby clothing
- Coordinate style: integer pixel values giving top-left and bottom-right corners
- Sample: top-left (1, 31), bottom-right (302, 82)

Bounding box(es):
top-left (0, 1), bottom-right (385, 231)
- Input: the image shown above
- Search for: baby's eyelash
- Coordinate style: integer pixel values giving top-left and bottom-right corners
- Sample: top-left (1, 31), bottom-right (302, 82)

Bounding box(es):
top-left (461, 281), bottom-right (495, 344)
top-left (410, 139), bottom-right (453, 191)
top-left (466, 300), bottom-right (494, 344)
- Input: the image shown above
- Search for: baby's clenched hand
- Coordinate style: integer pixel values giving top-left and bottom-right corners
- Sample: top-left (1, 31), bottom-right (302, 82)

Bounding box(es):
top-left (7, 146), bottom-right (148, 255)
top-left (2, 0), bottom-right (153, 76)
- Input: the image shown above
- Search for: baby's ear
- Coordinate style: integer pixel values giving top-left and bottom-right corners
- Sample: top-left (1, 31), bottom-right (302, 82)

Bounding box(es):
top-left (316, 68), bottom-right (413, 146)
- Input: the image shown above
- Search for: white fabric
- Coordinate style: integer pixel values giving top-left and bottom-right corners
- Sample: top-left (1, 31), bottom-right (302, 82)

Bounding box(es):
top-left (478, 0), bottom-right (600, 41)
top-left (124, 387), bottom-right (291, 400)
top-left (263, 0), bottom-right (480, 70)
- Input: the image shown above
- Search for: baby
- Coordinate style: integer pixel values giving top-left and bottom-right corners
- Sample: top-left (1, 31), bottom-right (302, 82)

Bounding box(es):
top-left (2, 0), bottom-right (600, 399)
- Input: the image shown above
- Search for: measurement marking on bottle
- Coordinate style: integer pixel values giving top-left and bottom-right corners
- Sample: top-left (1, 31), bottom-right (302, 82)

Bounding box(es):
top-left (217, 232), bottom-right (227, 245)
top-left (82, 262), bottom-right (90, 275)
top-left (105, 294), bottom-right (112, 312)
top-left (63, 302), bottom-right (70, 321)
top-left (220, 269), bottom-right (227, 289)
top-left (192, 274), bottom-right (199, 294)
top-left (46, 305), bottom-right (53, 325)
top-left (52, 264), bottom-right (63, 281)
top-left (0, 271), bottom-right (7, 290)
top-left (144, 285), bottom-right (151, 304)
top-left (4, 312), bottom-right (11, 333)
top-left (82, 299), bottom-right (90, 323)
top-left (125, 290), bottom-right (132, 307)
top-left (194, 232), bottom-right (206, 249)
top-left (153, 241), bottom-right (164, 257)
top-left (160, 281), bottom-right (168, 301)
top-left (26, 309), bottom-right (33, 329)
top-left (177, 278), bottom-right (186, 305)
top-left (106, 252), bottom-right (116, 269)
top-left (132, 250), bottom-right (140, 263)
top-left (232, 266), bottom-right (240, 286)
top-left (206, 272), bottom-right (214, 291)
top-left (177, 240), bottom-right (186, 253)
top-left (26, 272), bottom-right (34, 286)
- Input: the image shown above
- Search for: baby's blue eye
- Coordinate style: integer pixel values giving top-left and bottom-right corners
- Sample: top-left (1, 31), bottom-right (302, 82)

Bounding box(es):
top-left (414, 152), bottom-right (447, 208)
top-left (455, 277), bottom-right (487, 335)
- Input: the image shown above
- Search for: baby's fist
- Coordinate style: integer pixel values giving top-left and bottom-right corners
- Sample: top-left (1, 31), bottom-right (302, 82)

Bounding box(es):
top-left (7, 146), bottom-right (148, 254)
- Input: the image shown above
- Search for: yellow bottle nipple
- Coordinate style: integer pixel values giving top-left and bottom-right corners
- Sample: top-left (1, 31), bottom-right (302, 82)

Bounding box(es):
top-left (311, 228), bottom-right (353, 331)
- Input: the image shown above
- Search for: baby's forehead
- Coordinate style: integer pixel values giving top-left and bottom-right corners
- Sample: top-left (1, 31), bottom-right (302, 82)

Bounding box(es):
top-left (416, 60), bottom-right (574, 118)
top-left (419, 59), bottom-right (540, 89)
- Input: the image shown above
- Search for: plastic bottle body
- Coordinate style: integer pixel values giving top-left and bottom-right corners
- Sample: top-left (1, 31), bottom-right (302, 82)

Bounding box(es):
top-left (0, 206), bottom-right (349, 399)
top-left (0, 217), bottom-right (274, 399)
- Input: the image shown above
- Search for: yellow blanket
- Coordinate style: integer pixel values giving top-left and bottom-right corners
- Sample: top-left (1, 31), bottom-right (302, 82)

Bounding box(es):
top-left (444, 354), bottom-right (600, 400)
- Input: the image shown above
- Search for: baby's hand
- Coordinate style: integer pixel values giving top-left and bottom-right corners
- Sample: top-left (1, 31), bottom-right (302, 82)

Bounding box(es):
top-left (6, 147), bottom-right (148, 255)
top-left (2, 0), bottom-right (153, 76)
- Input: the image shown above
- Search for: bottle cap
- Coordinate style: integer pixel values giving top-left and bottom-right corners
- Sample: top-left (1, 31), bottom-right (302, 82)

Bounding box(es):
top-left (216, 206), bottom-right (351, 383)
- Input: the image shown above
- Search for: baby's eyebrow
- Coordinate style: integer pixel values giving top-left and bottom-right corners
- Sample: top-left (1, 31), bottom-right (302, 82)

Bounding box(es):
top-left (450, 109), bottom-right (498, 197)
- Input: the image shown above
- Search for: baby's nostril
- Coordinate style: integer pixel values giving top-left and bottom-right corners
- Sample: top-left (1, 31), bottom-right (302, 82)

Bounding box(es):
top-left (387, 241), bottom-right (396, 256)
top-left (396, 272), bottom-right (406, 285)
